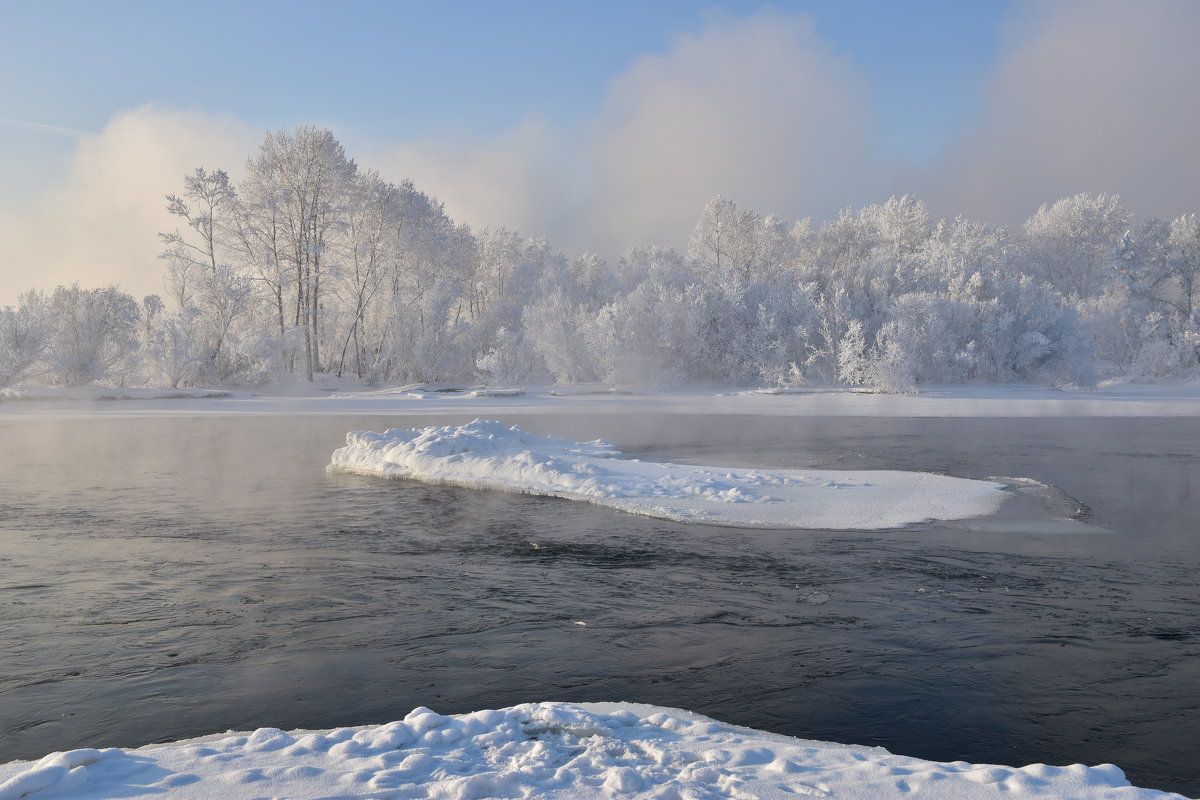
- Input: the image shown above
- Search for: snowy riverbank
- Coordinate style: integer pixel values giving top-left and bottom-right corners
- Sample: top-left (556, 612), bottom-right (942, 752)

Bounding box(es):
top-left (2, 380), bottom-right (1200, 419)
top-left (329, 419), bottom-right (1008, 529)
top-left (0, 702), bottom-right (1189, 800)
top-left (0, 385), bottom-right (242, 403)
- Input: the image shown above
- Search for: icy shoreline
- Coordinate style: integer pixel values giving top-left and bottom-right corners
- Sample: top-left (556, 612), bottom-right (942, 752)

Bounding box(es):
top-left (0, 702), bottom-right (1186, 800)
top-left (329, 419), bottom-right (1008, 529)
top-left (3, 381), bottom-right (1200, 419)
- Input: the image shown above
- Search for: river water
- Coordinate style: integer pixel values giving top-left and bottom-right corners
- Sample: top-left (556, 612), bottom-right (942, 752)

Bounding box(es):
top-left (0, 413), bottom-right (1196, 796)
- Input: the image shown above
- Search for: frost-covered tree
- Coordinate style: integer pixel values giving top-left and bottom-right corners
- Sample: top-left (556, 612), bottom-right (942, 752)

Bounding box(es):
top-left (586, 281), bottom-right (707, 388)
top-left (524, 288), bottom-right (595, 384)
top-left (351, 181), bottom-right (467, 383)
top-left (38, 135), bottom-right (1168, 388)
top-left (45, 285), bottom-right (140, 386)
top-left (867, 323), bottom-right (918, 394)
top-left (330, 172), bottom-right (399, 379)
top-left (0, 292), bottom-right (50, 388)
top-left (1166, 215), bottom-right (1200, 325)
top-left (836, 319), bottom-right (869, 385)
top-left (914, 216), bottom-right (1016, 292)
top-left (689, 196), bottom-right (794, 282)
top-left (141, 306), bottom-right (206, 388)
top-left (242, 127), bottom-right (357, 380)
top-left (1117, 215), bottom-right (1200, 326)
top-left (1022, 192), bottom-right (1128, 298)
top-left (1091, 214), bottom-right (1200, 379)
top-left (476, 326), bottom-right (542, 384)
top-left (159, 168), bottom-right (239, 309)
top-left (157, 128), bottom-right (480, 385)
top-left (158, 169), bottom-right (260, 384)
top-left (463, 230), bottom-right (561, 366)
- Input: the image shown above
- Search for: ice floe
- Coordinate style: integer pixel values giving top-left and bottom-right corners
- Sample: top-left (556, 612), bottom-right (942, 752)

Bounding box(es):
top-left (329, 419), bottom-right (1008, 529)
top-left (0, 702), bottom-right (1185, 799)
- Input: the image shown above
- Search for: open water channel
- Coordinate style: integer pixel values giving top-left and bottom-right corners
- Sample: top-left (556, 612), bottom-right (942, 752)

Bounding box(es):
top-left (0, 412), bottom-right (1197, 796)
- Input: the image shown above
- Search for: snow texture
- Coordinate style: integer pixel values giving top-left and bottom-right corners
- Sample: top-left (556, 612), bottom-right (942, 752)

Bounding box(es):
top-left (0, 702), bottom-right (1185, 800)
top-left (329, 419), bottom-right (1007, 529)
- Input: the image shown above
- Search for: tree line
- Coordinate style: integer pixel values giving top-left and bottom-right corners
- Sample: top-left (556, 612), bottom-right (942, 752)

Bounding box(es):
top-left (2, 126), bottom-right (1198, 392)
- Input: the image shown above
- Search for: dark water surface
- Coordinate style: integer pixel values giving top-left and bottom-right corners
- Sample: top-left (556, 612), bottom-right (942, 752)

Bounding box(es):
top-left (0, 413), bottom-right (1197, 796)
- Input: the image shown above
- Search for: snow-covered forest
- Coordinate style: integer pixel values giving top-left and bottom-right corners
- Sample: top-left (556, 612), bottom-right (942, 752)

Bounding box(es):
top-left (3, 126), bottom-right (1198, 392)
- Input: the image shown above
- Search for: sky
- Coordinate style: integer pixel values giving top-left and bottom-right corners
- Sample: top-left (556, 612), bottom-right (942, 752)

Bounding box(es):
top-left (1, 0), bottom-right (1198, 306)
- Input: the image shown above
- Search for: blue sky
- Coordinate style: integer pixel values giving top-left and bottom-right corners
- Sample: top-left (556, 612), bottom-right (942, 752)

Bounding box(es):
top-left (1, 1), bottom-right (1004, 196)
top-left (3, 1), bottom-right (1006, 140)
top-left (1, 0), bottom-right (1197, 302)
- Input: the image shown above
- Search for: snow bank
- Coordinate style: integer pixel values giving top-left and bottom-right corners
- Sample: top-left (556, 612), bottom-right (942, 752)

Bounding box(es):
top-left (329, 419), bottom-right (1007, 529)
top-left (0, 702), bottom-right (1184, 800)
top-left (0, 386), bottom-right (236, 402)
top-left (4, 382), bottom-right (1200, 419)
top-left (467, 387), bottom-right (525, 398)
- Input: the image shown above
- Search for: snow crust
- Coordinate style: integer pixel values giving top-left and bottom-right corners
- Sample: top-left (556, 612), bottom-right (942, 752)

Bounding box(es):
top-left (329, 419), bottom-right (1007, 529)
top-left (0, 702), bottom-right (1184, 800)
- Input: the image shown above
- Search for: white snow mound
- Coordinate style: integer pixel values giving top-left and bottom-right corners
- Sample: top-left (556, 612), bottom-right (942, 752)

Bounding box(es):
top-left (0, 702), bottom-right (1184, 800)
top-left (328, 419), bottom-right (1008, 529)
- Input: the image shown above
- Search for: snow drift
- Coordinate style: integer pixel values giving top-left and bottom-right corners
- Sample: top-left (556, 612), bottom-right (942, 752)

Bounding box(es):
top-left (328, 419), bottom-right (1008, 529)
top-left (0, 702), bottom-right (1183, 800)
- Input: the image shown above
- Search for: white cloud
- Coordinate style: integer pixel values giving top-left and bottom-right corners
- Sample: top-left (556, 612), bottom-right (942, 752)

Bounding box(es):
top-left (365, 10), bottom-right (884, 260)
top-left (0, 107), bottom-right (256, 306)
top-left (369, 119), bottom-right (574, 239)
top-left (928, 0), bottom-right (1200, 225)
top-left (579, 10), bottom-right (882, 256)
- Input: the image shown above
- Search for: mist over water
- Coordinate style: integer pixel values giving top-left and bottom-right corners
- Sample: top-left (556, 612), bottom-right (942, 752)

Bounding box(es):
top-left (0, 413), bottom-right (1197, 796)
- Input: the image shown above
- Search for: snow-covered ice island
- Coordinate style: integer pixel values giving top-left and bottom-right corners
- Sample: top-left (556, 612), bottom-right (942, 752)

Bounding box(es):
top-left (0, 702), bottom-right (1187, 800)
top-left (328, 418), bottom-right (1009, 529)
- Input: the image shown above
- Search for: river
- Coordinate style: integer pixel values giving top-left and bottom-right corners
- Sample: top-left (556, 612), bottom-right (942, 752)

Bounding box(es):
top-left (0, 412), bottom-right (1196, 796)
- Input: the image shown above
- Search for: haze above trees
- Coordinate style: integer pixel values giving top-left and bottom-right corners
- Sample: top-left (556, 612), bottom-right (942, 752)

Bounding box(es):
top-left (3, 127), bottom-right (1198, 392)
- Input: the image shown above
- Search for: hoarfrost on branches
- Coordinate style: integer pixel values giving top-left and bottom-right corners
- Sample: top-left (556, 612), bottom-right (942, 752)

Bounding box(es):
top-left (5, 129), bottom-right (1198, 391)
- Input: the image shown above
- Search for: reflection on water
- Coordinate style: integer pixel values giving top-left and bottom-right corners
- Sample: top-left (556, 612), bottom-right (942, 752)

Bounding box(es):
top-left (0, 414), bottom-right (1197, 796)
